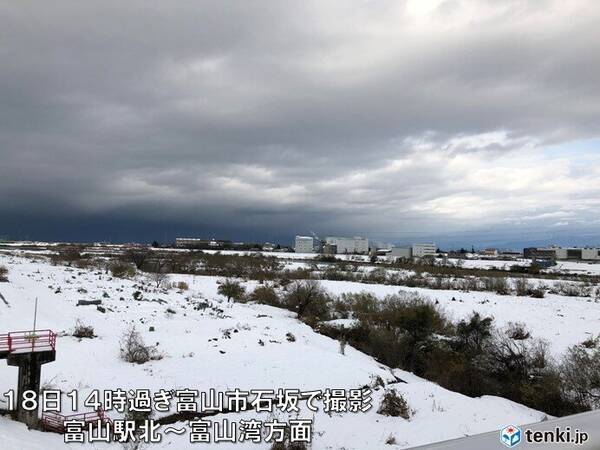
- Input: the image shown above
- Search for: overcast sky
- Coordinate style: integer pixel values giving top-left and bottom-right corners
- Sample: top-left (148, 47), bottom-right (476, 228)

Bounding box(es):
top-left (1, 0), bottom-right (600, 247)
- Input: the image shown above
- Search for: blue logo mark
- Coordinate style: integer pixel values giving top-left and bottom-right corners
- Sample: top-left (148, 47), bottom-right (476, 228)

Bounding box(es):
top-left (501, 425), bottom-right (522, 448)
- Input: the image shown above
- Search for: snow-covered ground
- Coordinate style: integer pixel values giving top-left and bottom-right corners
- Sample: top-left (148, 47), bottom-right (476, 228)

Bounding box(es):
top-left (0, 254), bottom-right (577, 449)
top-left (446, 258), bottom-right (530, 271)
top-left (318, 280), bottom-right (599, 357)
top-left (448, 257), bottom-right (600, 276)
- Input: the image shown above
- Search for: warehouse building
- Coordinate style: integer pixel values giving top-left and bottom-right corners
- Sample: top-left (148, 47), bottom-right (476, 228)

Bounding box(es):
top-left (524, 246), bottom-right (600, 261)
top-left (324, 236), bottom-right (369, 255)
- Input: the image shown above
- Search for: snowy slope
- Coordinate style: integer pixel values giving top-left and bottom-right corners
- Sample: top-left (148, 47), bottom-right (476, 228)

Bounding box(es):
top-left (0, 254), bottom-right (548, 449)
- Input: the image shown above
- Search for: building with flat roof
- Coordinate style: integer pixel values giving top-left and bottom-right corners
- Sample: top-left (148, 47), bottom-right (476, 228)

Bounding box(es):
top-left (388, 247), bottom-right (412, 260)
top-left (412, 243), bottom-right (436, 258)
top-left (524, 246), bottom-right (600, 261)
top-left (294, 236), bottom-right (320, 254)
top-left (324, 236), bottom-right (369, 254)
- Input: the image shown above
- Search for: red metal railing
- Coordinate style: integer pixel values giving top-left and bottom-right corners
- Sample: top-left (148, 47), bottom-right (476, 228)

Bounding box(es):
top-left (41, 409), bottom-right (111, 433)
top-left (0, 330), bottom-right (57, 354)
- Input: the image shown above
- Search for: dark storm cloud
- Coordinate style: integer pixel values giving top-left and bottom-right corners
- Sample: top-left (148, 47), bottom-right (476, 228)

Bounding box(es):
top-left (1, 0), bottom-right (600, 244)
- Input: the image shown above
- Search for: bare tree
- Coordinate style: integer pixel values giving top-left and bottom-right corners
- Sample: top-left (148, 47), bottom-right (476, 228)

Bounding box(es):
top-left (125, 248), bottom-right (150, 270)
top-left (147, 257), bottom-right (170, 288)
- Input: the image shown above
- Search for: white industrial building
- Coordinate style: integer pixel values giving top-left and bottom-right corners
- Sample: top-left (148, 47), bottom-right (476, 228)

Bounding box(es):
top-left (325, 236), bottom-right (369, 255)
top-left (387, 243), bottom-right (437, 261)
top-left (412, 243), bottom-right (437, 258)
top-left (388, 247), bottom-right (412, 259)
top-left (525, 246), bottom-right (600, 261)
top-left (294, 236), bottom-right (320, 254)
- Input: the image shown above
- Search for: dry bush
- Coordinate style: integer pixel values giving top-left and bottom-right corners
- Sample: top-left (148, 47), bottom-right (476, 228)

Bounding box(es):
top-left (51, 246), bottom-right (84, 265)
top-left (377, 389), bottom-right (411, 419)
top-left (549, 282), bottom-right (592, 298)
top-left (0, 265), bottom-right (8, 282)
top-left (174, 281), bottom-right (189, 291)
top-left (109, 260), bottom-right (136, 278)
top-left (250, 285), bottom-right (281, 306)
top-left (385, 434), bottom-right (397, 445)
top-left (270, 441), bottom-right (308, 450)
top-left (124, 248), bottom-right (150, 270)
top-left (73, 319), bottom-right (95, 338)
top-left (515, 278), bottom-right (532, 296)
top-left (120, 327), bottom-right (161, 364)
top-left (506, 322), bottom-right (531, 340)
top-left (561, 343), bottom-right (600, 410)
top-left (73, 258), bottom-right (94, 269)
top-left (146, 270), bottom-right (169, 289)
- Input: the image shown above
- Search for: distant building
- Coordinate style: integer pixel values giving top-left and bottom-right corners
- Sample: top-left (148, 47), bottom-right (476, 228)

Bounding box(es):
top-left (324, 236), bottom-right (369, 254)
top-left (262, 242), bottom-right (276, 252)
top-left (524, 246), bottom-right (600, 261)
top-left (582, 248), bottom-right (600, 260)
top-left (323, 243), bottom-right (338, 255)
top-left (524, 247), bottom-right (555, 260)
top-left (389, 247), bottom-right (412, 260)
top-left (412, 243), bottom-right (436, 258)
top-left (294, 236), bottom-right (320, 254)
top-left (481, 248), bottom-right (498, 257)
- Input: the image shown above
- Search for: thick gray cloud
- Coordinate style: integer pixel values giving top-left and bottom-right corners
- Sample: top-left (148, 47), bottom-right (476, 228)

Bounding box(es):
top-left (1, 0), bottom-right (600, 245)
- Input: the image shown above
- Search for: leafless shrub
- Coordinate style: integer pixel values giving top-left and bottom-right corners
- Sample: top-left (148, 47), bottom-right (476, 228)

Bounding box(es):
top-left (250, 285), bottom-right (281, 306)
top-left (561, 343), bottom-right (600, 410)
top-left (73, 320), bottom-right (95, 339)
top-left (515, 278), bottom-right (532, 296)
top-left (125, 248), bottom-right (150, 270)
top-left (506, 322), bottom-right (531, 340)
top-left (146, 271), bottom-right (169, 289)
top-left (377, 389), bottom-right (411, 419)
top-left (174, 281), bottom-right (189, 291)
top-left (284, 280), bottom-right (331, 321)
top-left (120, 327), bottom-right (161, 364)
top-left (0, 265), bottom-right (8, 282)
